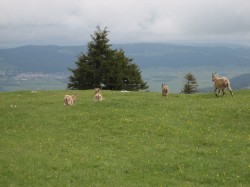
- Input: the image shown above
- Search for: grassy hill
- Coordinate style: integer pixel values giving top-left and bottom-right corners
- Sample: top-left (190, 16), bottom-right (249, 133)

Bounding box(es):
top-left (0, 90), bottom-right (249, 186)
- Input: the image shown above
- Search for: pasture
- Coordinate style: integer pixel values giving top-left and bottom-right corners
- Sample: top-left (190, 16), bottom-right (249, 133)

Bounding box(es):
top-left (0, 90), bottom-right (249, 186)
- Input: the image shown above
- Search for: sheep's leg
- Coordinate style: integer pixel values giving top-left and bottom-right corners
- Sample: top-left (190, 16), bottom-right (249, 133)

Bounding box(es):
top-left (214, 88), bottom-right (219, 96)
top-left (64, 99), bottom-right (67, 106)
top-left (222, 89), bottom-right (225, 97)
top-left (228, 86), bottom-right (234, 97)
top-left (218, 89), bottom-right (221, 96)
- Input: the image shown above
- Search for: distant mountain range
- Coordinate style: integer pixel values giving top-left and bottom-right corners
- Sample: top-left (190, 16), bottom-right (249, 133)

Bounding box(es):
top-left (1, 43), bottom-right (250, 72)
top-left (230, 73), bottom-right (250, 90)
top-left (0, 45), bottom-right (84, 72)
top-left (0, 43), bottom-right (250, 92)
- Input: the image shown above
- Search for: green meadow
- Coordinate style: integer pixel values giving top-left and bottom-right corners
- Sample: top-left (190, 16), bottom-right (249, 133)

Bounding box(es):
top-left (0, 90), bottom-right (249, 186)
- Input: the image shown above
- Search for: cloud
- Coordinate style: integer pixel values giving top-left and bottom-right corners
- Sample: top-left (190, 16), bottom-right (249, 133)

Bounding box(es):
top-left (0, 0), bottom-right (250, 47)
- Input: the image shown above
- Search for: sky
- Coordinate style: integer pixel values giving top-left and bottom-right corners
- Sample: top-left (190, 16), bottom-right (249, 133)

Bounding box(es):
top-left (1, 0), bottom-right (250, 48)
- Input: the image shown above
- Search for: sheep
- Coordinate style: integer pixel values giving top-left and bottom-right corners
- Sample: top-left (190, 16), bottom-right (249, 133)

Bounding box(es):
top-left (94, 88), bottom-right (103, 102)
top-left (64, 95), bottom-right (76, 106)
top-left (162, 83), bottom-right (169, 98)
top-left (212, 72), bottom-right (234, 97)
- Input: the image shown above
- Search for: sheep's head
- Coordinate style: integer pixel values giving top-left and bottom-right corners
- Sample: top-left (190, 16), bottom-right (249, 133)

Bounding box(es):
top-left (95, 88), bottom-right (100, 94)
top-left (212, 72), bottom-right (217, 82)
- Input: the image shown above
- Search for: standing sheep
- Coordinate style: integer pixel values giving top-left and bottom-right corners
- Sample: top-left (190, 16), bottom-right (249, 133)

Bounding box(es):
top-left (94, 88), bottom-right (103, 102)
top-left (212, 72), bottom-right (234, 97)
top-left (162, 83), bottom-right (169, 98)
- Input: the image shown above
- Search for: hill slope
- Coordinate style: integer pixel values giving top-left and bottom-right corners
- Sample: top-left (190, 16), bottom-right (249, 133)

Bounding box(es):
top-left (1, 43), bottom-right (250, 72)
top-left (0, 45), bottom-right (85, 72)
top-left (231, 73), bottom-right (250, 89)
top-left (115, 43), bottom-right (250, 68)
top-left (0, 90), bottom-right (249, 186)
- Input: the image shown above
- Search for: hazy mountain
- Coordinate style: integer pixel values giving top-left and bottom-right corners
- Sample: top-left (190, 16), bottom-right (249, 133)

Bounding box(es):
top-left (0, 43), bottom-right (250, 92)
top-left (115, 43), bottom-right (250, 68)
top-left (1, 43), bottom-right (250, 73)
top-left (231, 73), bottom-right (250, 89)
top-left (0, 45), bottom-right (86, 72)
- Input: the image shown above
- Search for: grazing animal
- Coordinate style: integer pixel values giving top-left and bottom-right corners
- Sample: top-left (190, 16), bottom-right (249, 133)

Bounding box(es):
top-left (162, 83), bottom-right (169, 97)
top-left (212, 72), bottom-right (234, 97)
top-left (94, 88), bottom-right (103, 102)
top-left (64, 95), bottom-right (76, 106)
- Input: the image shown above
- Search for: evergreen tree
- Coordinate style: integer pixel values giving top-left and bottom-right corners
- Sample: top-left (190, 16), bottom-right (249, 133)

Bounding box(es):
top-left (183, 73), bottom-right (198, 94)
top-left (68, 26), bottom-right (148, 90)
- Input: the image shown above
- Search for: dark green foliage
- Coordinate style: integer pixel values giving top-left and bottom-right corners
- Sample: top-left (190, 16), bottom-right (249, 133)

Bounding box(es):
top-left (183, 72), bottom-right (198, 94)
top-left (68, 26), bottom-right (148, 90)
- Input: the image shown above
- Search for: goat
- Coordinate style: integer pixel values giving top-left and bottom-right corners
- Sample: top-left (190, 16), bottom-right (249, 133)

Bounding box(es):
top-left (212, 72), bottom-right (233, 97)
top-left (64, 95), bottom-right (76, 106)
top-left (162, 83), bottom-right (169, 97)
top-left (94, 88), bottom-right (103, 102)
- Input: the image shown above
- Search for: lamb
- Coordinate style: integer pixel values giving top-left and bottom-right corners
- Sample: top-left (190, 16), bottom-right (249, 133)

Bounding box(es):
top-left (162, 83), bottom-right (169, 98)
top-left (94, 88), bottom-right (103, 102)
top-left (64, 95), bottom-right (76, 106)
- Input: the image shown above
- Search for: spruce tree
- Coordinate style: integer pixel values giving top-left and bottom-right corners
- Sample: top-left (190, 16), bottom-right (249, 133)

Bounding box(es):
top-left (183, 72), bottom-right (198, 94)
top-left (68, 26), bottom-right (148, 90)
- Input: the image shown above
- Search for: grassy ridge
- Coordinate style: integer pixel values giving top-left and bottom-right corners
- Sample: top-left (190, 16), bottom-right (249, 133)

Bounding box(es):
top-left (0, 90), bottom-right (249, 186)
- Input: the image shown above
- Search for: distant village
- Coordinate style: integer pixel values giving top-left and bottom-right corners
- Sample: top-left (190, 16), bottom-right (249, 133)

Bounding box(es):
top-left (0, 71), bottom-right (68, 81)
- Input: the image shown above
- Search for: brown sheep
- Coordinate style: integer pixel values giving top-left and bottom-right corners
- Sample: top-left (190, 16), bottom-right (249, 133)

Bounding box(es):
top-left (64, 95), bottom-right (76, 106)
top-left (162, 83), bottom-right (169, 98)
top-left (212, 72), bottom-right (233, 97)
top-left (94, 88), bottom-right (103, 102)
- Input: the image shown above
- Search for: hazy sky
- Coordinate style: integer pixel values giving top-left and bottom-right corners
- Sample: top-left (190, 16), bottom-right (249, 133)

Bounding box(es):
top-left (1, 0), bottom-right (250, 48)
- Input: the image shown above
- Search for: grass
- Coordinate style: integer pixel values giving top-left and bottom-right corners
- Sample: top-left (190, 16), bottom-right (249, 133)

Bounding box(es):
top-left (0, 89), bottom-right (249, 186)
